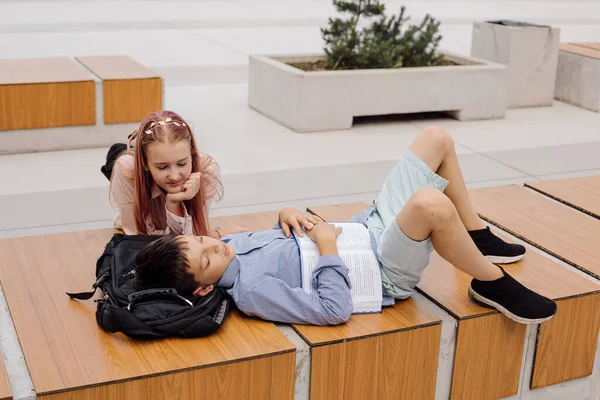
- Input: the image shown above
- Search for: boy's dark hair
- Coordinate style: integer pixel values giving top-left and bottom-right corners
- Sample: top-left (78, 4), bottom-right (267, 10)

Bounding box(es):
top-left (133, 235), bottom-right (199, 296)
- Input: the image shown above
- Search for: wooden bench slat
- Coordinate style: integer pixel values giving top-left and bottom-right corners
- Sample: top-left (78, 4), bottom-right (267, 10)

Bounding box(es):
top-left (525, 176), bottom-right (600, 219)
top-left (76, 56), bottom-right (159, 81)
top-left (470, 185), bottom-right (600, 279)
top-left (559, 43), bottom-right (600, 60)
top-left (0, 227), bottom-right (294, 398)
top-left (0, 57), bottom-right (93, 85)
top-left (573, 42), bottom-right (600, 52)
top-left (308, 200), bottom-right (600, 395)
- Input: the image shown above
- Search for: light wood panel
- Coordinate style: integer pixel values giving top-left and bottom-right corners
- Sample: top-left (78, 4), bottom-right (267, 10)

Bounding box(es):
top-left (294, 298), bottom-right (440, 345)
top-left (76, 55), bottom-right (162, 124)
top-left (0, 359), bottom-right (11, 400)
top-left (0, 223), bottom-right (294, 398)
top-left (210, 210), bottom-right (280, 233)
top-left (451, 315), bottom-right (526, 400)
top-left (470, 185), bottom-right (600, 279)
top-left (0, 57), bottom-right (92, 85)
top-left (560, 43), bottom-right (600, 59)
top-left (309, 201), bottom-right (600, 392)
top-left (310, 324), bottom-right (441, 400)
top-left (0, 82), bottom-right (95, 131)
top-left (532, 295), bottom-right (600, 389)
top-left (40, 353), bottom-right (294, 400)
top-left (525, 176), bottom-right (600, 219)
top-left (571, 42), bottom-right (600, 52)
top-left (75, 56), bottom-right (159, 81)
top-left (103, 78), bottom-right (162, 124)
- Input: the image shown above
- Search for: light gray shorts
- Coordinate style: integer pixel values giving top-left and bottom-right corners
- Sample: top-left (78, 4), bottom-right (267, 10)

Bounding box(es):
top-left (367, 151), bottom-right (449, 299)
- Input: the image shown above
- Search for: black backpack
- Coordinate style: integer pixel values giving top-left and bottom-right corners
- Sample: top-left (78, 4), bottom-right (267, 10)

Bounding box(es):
top-left (67, 233), bottom-right (232, 340)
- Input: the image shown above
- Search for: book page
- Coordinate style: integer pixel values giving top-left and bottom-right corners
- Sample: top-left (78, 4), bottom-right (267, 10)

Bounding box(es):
top-left (331, 223), bottom-right (372, 251)
top-left (339, 250), bottom-right (382, 303)
top-left (293, 222), bottom-right (372, 252)
top-left (300, 252), bottom-right (320, 294)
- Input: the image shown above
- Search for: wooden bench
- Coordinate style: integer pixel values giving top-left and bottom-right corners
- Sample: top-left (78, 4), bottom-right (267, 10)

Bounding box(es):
top-left (0, 360), bottom-right (11, 400)
top-left (309, 202), bottom-right (600, 397)
top-left (76, 56), bottom-right (162, 124)
top-left (555, 43), bottom-right (600, 112)
top-left (470, 184), bottom-right (600, 280)
top-left (0, 57), bottom-right (95, 131)
top-left (0, 228), bottom-right (295, 400)
top-left (525, 175), bottom-right (600, 219)
top-left (213, 209), bottom-right (443, 400)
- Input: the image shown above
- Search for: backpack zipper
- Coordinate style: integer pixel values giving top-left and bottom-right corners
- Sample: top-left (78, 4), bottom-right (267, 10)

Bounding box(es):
top-left (143, 292), bottom-right (220, 327)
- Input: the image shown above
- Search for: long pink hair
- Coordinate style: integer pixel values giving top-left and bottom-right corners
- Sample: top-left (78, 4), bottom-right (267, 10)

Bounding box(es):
top-left (117, 110), bottom-right (223, 235)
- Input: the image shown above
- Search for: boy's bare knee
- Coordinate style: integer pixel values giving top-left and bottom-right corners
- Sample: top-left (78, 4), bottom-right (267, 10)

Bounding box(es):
top-left (407, 188), bottom-right (455, 226)
top-left (420, 126), bottom-right (454, 153)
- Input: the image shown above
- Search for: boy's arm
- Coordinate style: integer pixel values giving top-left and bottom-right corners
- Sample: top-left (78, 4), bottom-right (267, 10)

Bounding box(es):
top-left (236, 223), bottom-right (353, 325)
top-left (235, 254), bottom-right (353, 325)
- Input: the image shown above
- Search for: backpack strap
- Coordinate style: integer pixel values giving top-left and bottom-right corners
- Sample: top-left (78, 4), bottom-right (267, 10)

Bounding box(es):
top-left (66, 271), bottom-right (110, 300)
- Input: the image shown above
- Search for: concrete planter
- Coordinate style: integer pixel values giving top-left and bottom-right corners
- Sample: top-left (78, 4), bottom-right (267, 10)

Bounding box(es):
top-left (471, 20), bottom-right (560, 108)
top-left (248, 51), bottom-right (507, 133)
top-left (554, 44), bottom-right (600, 113)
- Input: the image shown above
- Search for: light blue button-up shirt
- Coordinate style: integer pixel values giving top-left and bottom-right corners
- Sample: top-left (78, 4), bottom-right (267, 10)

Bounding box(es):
top-left (217, 212), bottom-right (395, 326)
top-left (217, 226), bottom-right (354, 325)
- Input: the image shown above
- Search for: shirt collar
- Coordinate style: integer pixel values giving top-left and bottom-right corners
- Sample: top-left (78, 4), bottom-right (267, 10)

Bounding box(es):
top-left (217, 256), bottom-right (241, 289)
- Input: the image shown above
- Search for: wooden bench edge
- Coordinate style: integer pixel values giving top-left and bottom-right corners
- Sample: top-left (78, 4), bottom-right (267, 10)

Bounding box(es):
top-left (292, 319), bottom-right (442, 347)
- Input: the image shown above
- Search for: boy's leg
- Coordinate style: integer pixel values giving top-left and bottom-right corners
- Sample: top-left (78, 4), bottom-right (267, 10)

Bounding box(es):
top-left (394, 188), bottom-right (501, 280)
top-left (408, 126), bottom-right (525, 263)
top-left (408, 126), bottom-right (483, 230)
top-left (378, 187), bottom-right (557, 324)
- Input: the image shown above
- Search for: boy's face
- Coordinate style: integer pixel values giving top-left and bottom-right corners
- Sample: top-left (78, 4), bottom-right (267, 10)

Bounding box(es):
top-left (181, 235), bottom-right (236, 291)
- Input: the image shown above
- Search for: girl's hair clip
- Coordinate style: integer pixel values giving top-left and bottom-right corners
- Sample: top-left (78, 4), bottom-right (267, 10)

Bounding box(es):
top-left (144, 118), bottom-right (187, 135)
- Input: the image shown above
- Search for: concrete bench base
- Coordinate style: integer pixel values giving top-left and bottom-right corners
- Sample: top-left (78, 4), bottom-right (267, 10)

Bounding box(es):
top-left (555, 43), bottom-right (600, 112)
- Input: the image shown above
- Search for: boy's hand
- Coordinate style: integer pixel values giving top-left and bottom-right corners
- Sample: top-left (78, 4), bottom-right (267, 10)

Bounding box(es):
top-left (306, 221), bottom-right (342, 242)
top-left (279, 208), bottom-right (319, 238)
top-left (306, 221), bottom-right (342, 256)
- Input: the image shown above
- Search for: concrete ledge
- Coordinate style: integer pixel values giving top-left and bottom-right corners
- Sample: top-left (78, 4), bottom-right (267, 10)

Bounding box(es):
top-left (554, 44), bottom-right (600, 112)
top-left (248, 51), bottom-right (508, 132)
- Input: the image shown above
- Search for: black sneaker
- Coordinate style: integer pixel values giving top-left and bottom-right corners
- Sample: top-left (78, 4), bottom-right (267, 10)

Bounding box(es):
top-left (468, 267), bottom-right (557, 325)
top-left (469, 226), bottom-right (526, 264)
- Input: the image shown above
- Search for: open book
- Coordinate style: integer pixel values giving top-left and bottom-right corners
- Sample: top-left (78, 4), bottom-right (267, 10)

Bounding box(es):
top-left (293, 223), bottom-right (383, 314)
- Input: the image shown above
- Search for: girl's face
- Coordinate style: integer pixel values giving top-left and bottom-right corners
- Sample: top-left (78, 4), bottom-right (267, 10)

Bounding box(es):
top-left (145, 140), bottom-right (193, 194)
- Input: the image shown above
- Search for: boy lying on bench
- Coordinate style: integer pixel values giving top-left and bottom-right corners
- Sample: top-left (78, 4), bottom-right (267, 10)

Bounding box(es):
top-left (134, 127), bottom-right (557, 325)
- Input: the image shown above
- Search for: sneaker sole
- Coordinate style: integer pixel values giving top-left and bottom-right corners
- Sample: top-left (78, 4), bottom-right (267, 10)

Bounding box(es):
top-left (485, 254), bottom-right (525, 264)
top-left (468, 286), bottom-right (555, 325)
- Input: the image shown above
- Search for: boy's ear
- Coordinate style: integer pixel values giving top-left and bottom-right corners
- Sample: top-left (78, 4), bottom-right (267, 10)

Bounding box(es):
top-left (193, 285), bottom-right (214, 297)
